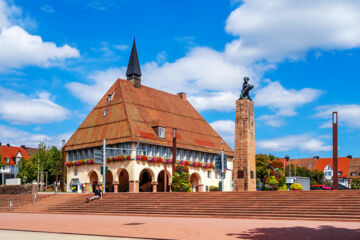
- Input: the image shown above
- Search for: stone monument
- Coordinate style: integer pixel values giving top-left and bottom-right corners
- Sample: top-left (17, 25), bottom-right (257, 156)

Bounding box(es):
top-left (233, 77), bottom-right (256, 191)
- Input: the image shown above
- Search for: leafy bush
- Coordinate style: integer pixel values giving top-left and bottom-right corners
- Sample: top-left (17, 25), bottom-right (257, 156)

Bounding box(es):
top-left (171, 165), bottom-right (192, 192)
top-left (290, 183), bottom-right (303, 190)
top-left (351, 179), bottom-right (360, 189)
top-left (209, 185), bottom-right (221, 191)
top-left (278, 185), bottom-right (288, 191)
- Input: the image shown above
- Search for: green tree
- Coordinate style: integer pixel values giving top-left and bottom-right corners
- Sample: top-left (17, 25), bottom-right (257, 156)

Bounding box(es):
top-left (171, 165), bottom-right (192, 192)
top-left (351, 179), bottom-right (360, 189)
top-left (310, 170), bottom-right (324, 185)
top-left (256, 153), bottom-right (286, 191)
top-left (0, 148), bottom-right (5, 169)
top-left (17, 142), bottom-right (65, 188)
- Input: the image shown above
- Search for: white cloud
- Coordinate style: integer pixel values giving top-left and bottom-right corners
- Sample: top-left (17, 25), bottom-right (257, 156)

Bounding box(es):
top-left (257, 134), bottom-right (332, 153)
top-left (0, 1), bottom-right (79, 71)
top-left (254, 81), bottom-right (322, 126)
top-left (66, 68), bottom-right (125, 105)
top-left (114, 44), bottom-right (129, 51)
top-left (0, 124), bottom-right (71, 148)
top-left (225, 0), bottom-right (360, 63)
top-left (314, 104), bottom-right (360, 128)
top-left (188, 91), bottom-right (238, 112)
top-left (40, 5), bottom-right (55, 13)
top-left (0, 87), bottom-right (70, 125)
top-left (210, 120), bottom-right (235, 148)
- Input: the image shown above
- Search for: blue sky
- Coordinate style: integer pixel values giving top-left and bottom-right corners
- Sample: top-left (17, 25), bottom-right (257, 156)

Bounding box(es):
top-left (0, 0), bottom-right (360, 159)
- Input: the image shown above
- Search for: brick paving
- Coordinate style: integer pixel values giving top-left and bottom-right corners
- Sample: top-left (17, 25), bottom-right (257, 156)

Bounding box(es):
top-left (0, 213), bottom-right (359, 240)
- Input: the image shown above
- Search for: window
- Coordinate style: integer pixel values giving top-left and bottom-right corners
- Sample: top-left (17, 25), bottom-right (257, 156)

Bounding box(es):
top-left (179, 150), bottom-right (184, 160)
top-left (5, 158), bottom-right (9, 163)
top-left (351, 172), bottom-right (356, 176)
top-left (338, 171), bottom-right (342, 176)
top-left (103, 109), bottom-right (108, 117)
top-left (158, 127), bottom-right (165, 138)
top-left (74, 168), bottom-right (78, 176)
top-left (207, 171), bottom-right (211, 178)
top-left (185, 151), bottom-right (190, 160)
top-left (107, 92), bottom-right (115, 102)
top-left (159, 147), bottom-right (164, 157)
top-left (206, 186), bottom-right (209, 192)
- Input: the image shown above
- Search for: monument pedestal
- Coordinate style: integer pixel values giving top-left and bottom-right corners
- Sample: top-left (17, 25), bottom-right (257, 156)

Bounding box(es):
top-left (233, 99), bottom-right (256, 191)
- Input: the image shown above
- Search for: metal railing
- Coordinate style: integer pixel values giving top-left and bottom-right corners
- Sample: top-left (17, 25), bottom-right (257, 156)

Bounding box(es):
top-left (7, 189), bottom-right (36, 212)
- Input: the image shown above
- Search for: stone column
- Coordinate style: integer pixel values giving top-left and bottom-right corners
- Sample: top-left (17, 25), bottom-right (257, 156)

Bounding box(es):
top-left (129, 180), bottom-right (139, 193)
top-left (233, 99), bottom-right (256, 191)
top-left (84, 183), bottom-right (91, 193)
top-left (113, 181), bottom-right (119, 193)
top-left (152, 182), bottom-right (158, 192)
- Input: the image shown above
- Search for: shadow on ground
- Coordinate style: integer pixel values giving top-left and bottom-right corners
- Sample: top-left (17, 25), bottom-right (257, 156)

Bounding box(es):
top-left (227, 225), bottom-right (360, 240)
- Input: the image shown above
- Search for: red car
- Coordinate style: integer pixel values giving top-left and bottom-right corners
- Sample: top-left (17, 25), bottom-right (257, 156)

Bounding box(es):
top-left (310, 185), bottom-right (332, 190)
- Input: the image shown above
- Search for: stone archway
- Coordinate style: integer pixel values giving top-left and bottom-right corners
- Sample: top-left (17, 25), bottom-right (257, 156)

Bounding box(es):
top-left (190, 173), bottom-right (201, 192)
top-left (157, 170), bottom-right (170, 192)
top-left (106, 170), bottom-right (114, 192)
top-left (89, 171), bottom-right (98, 192)
top-left (139, 169), bottom-right (153, 192)
top-left (118, 169), bottom-right (129, 192)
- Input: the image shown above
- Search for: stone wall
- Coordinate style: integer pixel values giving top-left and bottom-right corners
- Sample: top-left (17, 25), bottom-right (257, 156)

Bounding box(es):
top-left (0, 184), bottom-right (37, 194)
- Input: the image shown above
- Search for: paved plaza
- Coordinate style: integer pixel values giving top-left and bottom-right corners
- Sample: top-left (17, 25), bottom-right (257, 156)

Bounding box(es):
top-left (0, 230), bottom-right (147, 240)
top-left (0, 213), bottom-right (359, 240)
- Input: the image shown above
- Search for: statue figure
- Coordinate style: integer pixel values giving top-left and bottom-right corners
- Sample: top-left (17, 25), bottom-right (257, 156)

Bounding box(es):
top-left (239, 77), bottom-right (254, 100)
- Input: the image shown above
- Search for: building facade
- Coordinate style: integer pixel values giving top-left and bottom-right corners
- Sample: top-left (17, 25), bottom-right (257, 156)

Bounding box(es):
top-left (64, 40), bottom-right (234, 193)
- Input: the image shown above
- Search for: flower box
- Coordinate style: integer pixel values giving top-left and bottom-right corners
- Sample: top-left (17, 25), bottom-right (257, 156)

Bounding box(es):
top-left (165, 159), bottom-right (172, 164)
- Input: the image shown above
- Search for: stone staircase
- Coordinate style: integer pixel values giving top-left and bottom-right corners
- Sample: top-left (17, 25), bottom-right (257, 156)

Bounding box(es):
top-left (11, 191), bottom-right (360, 221)
top-left (0, 193), bottom-right (51, 212)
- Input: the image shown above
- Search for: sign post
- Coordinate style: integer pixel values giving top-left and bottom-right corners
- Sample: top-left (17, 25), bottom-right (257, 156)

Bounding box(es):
top-left (221, 141), bottom-right (224, 192)
top-left (333, 112), bottom-right (338, 190)
top-left (103, 139), bottom-right (106, 193)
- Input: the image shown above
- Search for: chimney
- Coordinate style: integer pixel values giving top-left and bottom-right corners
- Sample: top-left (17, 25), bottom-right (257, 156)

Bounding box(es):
top-left (21, 145), bottom-right (26, 149)
top-left (126, 38), bottom-right (142, 88)
top-left (347, 155), bottom-right (352, 159)
top-left (313, 156), bottom-right (319, 159)
top-left (177, 92), bottom-right (187, 101)
top-left (0, 142), bottom-right (2, 146)
top-left (6, 143), bottom-right (10, 147)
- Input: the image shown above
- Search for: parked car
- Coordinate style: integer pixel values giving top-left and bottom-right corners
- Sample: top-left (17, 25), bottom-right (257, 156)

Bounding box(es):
top-left (338, 184), bottom-right (351, 190)
top-left (310, 185), bottom-right (332, 190)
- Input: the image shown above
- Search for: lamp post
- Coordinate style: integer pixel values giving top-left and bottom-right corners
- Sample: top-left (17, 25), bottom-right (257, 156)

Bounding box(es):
top-left (285, 155), bottom-right (290, 177)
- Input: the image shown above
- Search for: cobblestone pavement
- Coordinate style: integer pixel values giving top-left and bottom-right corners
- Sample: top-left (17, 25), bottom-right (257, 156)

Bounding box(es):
top-left (0, 213), bottom-right (359, 240)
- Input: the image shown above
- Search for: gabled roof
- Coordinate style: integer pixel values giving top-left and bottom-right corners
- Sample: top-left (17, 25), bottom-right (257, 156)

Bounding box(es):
top-left (0, 145), bottom-right (30, 166)
top-left (347, 158), bottom-right (360, 179)
top-left (314, 157), bottom-right (350, 178)
top-left (65, 79), bottom-right (234, 156)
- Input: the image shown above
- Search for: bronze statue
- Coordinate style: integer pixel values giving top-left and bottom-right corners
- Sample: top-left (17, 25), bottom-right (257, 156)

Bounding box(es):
top-left (239, 77), bottom-right (254, 100)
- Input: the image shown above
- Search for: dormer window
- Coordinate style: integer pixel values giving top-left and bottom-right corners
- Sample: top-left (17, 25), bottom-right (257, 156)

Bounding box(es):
top-left (103, 109), bottom-right (108, 118)
top-left (107, 92), bottom-right (115, 102)
top-left (153, 126), bottom-right (165, 138)
top-left (338, 171), bottom-right (342, 176)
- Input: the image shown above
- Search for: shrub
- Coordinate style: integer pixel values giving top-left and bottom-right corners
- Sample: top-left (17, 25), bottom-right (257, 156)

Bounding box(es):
top-left (209, 185), bottom-right (221, 191)
top-left (351, 179), bottom-right (360, 189)
top-left (290, 183), bottom-right (303, 190)
top-left (171, 165), bottom-right (192, 192)
top-left (278, 185), bottom-right (288, 191)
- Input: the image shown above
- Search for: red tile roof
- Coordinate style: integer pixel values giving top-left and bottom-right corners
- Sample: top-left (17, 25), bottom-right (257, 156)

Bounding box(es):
top-left (65, 79), bottom-right (234, 156)
top-left (314, 157), bottom-right (350, 178)
top-left (347, 158), bottom-right (360, 179)
top-left (0, 145), bottom-right (30, 166)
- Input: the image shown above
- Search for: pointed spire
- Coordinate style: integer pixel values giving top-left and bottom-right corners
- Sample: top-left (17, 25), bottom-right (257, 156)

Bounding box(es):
top-left (126, 38), bottom-right (142, 79)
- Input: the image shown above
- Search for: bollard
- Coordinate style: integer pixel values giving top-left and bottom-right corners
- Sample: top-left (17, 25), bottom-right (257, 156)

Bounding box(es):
top-left (9, 199), bottom-right (13, 212)
top-left (33, 192), bottom-right (37, 203)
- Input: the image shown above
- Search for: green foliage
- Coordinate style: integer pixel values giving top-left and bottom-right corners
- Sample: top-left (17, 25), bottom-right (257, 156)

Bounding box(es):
top-left (209, 181), bottom-right (222, 191)
top-left (17, 142), bottom-right (65, 186)
top-left (171, 165), bottom-right (192, 192)
top-left (310, 170), bottom-right (324, 185)
top-left (279, 185), bottom-right (288, 191)
top-left (351, 179), bottom-right (360, 189)
top-left (290, 183), bottom-right (303, 190)
top-left (0, 148), bottom-right (5, 169)
top-left (257, 154), bottom-right (285, 191)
